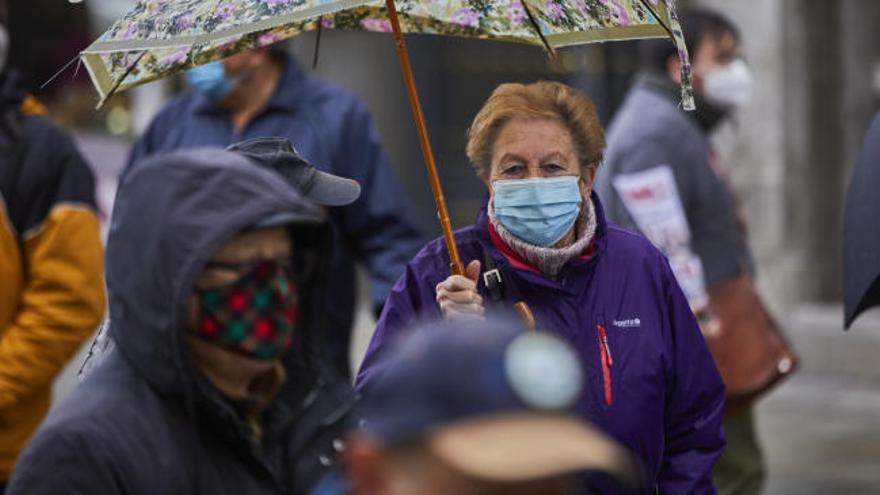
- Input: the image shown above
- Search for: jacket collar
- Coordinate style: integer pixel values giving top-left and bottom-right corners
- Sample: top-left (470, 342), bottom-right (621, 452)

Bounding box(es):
top-left (193, 54), bottom-right (308, 116)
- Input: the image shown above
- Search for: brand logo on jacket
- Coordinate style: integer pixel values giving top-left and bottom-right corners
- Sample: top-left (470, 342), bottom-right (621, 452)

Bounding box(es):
top-left (613, 318), bottom-right (641, 329)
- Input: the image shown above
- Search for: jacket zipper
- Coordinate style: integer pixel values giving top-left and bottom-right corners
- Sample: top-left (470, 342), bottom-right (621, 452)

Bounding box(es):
top-left (597, 324), bottom-right (614, 405)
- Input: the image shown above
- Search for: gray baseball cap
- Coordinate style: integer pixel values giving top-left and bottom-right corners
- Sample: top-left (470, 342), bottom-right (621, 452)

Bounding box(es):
top-left (228, 137), bottom-right (362, 208)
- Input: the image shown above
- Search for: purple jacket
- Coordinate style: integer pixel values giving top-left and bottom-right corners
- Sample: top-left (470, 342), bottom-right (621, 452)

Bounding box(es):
top-left (356, 194), bottom-right (725, 494)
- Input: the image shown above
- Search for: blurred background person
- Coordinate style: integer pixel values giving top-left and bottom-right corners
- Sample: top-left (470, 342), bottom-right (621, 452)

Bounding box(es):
top-left (9, 147), bottom-right (358, 494)
top-left (339, 318), bottom-right (639, 495)
top-left (595, 8), bottom-right (773, 495)
top-left (0, 0), bottom-right (105, 490)
top-left (124, 45), bottom-right (424, 380)
top-left (357, 81), bottom-right (726, 493)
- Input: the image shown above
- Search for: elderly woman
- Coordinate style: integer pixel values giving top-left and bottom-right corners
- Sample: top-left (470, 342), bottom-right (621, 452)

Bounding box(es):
top-left (356, 81), bottom-right (725, 493)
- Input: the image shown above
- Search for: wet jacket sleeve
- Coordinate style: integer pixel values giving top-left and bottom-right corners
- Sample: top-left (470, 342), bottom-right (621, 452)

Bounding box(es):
top-left (657, 261), bottom-right (726, 494)
top-left (336, 106), bottom-right (424, 314)
top-left (355, 255), bottom-right (440, 389)
top-left (0, 131), bottom-right (106, 411)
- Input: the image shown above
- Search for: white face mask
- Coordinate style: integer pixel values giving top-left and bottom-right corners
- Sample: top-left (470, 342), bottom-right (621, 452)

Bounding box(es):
top-left (702, 58), bottom-right (754, 109)
top-left (0, 25), bottom-right (8, 75)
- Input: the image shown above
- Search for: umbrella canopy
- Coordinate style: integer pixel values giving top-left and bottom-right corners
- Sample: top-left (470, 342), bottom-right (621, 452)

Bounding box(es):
top-left (80, 0), bottom-right (693, 107)
top-left (843, 111), bottom-right (880, 329)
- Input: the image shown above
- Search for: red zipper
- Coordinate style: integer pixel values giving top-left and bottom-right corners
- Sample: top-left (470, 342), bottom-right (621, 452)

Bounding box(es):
top-left (597, 324), bottom-right (614, 405)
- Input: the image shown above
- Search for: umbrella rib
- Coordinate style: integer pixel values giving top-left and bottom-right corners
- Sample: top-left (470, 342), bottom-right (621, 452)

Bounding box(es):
top-left (100, 51), bottom-right (148, 107)
top-left (73, 58), bottom-right (83, 81)
top-left (312, 17), bottom-right (323, 69)
top-left (520, 0), bottom-right (555, 56)
top-left (40, 55), bottom-right (81, 90)
top-left (637, 0), bottom-right (674, 41)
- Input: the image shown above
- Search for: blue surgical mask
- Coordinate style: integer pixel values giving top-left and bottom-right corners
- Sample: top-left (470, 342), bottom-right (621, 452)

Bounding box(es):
top-left (185, 61), bottom-right (237, 101)
top-left (492, 176), bottom-right (582, 247)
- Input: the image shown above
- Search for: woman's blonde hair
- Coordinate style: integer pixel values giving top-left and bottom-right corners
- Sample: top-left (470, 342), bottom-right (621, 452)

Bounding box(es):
top-left (466, 81), bottom-right (605, 179)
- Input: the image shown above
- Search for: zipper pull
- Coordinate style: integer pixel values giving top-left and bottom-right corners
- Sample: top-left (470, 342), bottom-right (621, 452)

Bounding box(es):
top-left (599, 326), bottom-right (613, 367)
top-left (596, 324), bottom-right (614, 406)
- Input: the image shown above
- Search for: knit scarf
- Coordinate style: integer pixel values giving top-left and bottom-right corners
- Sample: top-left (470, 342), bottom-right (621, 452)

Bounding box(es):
top-left (488, 196), bottom-right (597, 278)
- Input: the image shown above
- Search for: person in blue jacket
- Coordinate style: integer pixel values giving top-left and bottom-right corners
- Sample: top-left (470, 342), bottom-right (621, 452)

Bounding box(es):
top-left (125, 46), bottom-right (423, 379)
top-left (357, 81), bottom-right (726, 494)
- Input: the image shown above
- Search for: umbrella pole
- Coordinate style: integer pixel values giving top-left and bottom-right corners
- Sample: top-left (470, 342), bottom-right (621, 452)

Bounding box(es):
top-left (384, 0), bottom-right (464, 277)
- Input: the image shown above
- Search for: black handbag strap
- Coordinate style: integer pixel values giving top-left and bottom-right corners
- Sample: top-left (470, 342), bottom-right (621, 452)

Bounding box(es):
top-left (480, 245), bottom-right (505, 304)
top-left (478, 243), bottom-right (539, 329)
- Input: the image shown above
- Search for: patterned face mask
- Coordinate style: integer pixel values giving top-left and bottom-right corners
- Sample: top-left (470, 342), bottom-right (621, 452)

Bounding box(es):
top-left (194, 259), bottom-right (299, 360)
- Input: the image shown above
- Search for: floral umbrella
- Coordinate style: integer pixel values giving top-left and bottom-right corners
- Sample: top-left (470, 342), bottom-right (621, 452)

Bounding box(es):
top-left (81, 0), bottom-right (692, 106)
top-left (81, 0), bottom-right (692, 279)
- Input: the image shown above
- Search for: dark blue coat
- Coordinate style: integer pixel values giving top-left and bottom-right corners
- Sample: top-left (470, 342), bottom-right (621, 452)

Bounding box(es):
top-left (357, 195), bottom-right (726, 494)
top-left (126, 56), bottom-right (423, 377)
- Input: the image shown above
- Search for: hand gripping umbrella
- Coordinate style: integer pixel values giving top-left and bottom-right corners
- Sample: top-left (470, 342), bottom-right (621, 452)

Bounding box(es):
top-left (80, 0), bottom-right (694, 280)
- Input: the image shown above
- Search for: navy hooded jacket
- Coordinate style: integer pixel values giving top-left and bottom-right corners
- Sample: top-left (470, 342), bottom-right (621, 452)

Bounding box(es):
top-left (9, 149), bottom-right (356, 494)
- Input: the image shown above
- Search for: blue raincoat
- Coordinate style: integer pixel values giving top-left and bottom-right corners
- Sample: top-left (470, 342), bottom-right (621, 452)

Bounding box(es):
top-left (356, 194), bottom-right (726, 494)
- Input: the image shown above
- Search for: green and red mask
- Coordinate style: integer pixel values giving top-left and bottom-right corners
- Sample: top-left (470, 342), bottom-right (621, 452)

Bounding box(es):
top-left (194, 259), bottom-right (299, 360)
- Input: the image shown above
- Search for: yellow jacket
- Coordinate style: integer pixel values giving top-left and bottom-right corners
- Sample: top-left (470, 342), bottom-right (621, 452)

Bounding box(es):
top-left (0, 96), bottom-right (105, 480)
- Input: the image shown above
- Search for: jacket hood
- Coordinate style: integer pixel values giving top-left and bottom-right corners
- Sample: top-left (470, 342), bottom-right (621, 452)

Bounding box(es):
top-left (106, 147), bottom-right (330, 400)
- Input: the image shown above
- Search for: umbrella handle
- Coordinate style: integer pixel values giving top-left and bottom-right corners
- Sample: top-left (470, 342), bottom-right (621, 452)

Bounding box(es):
top-left (450, 261), bottom-right (465, 276)
top-left (384, 0), bottom-right (464, 277)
